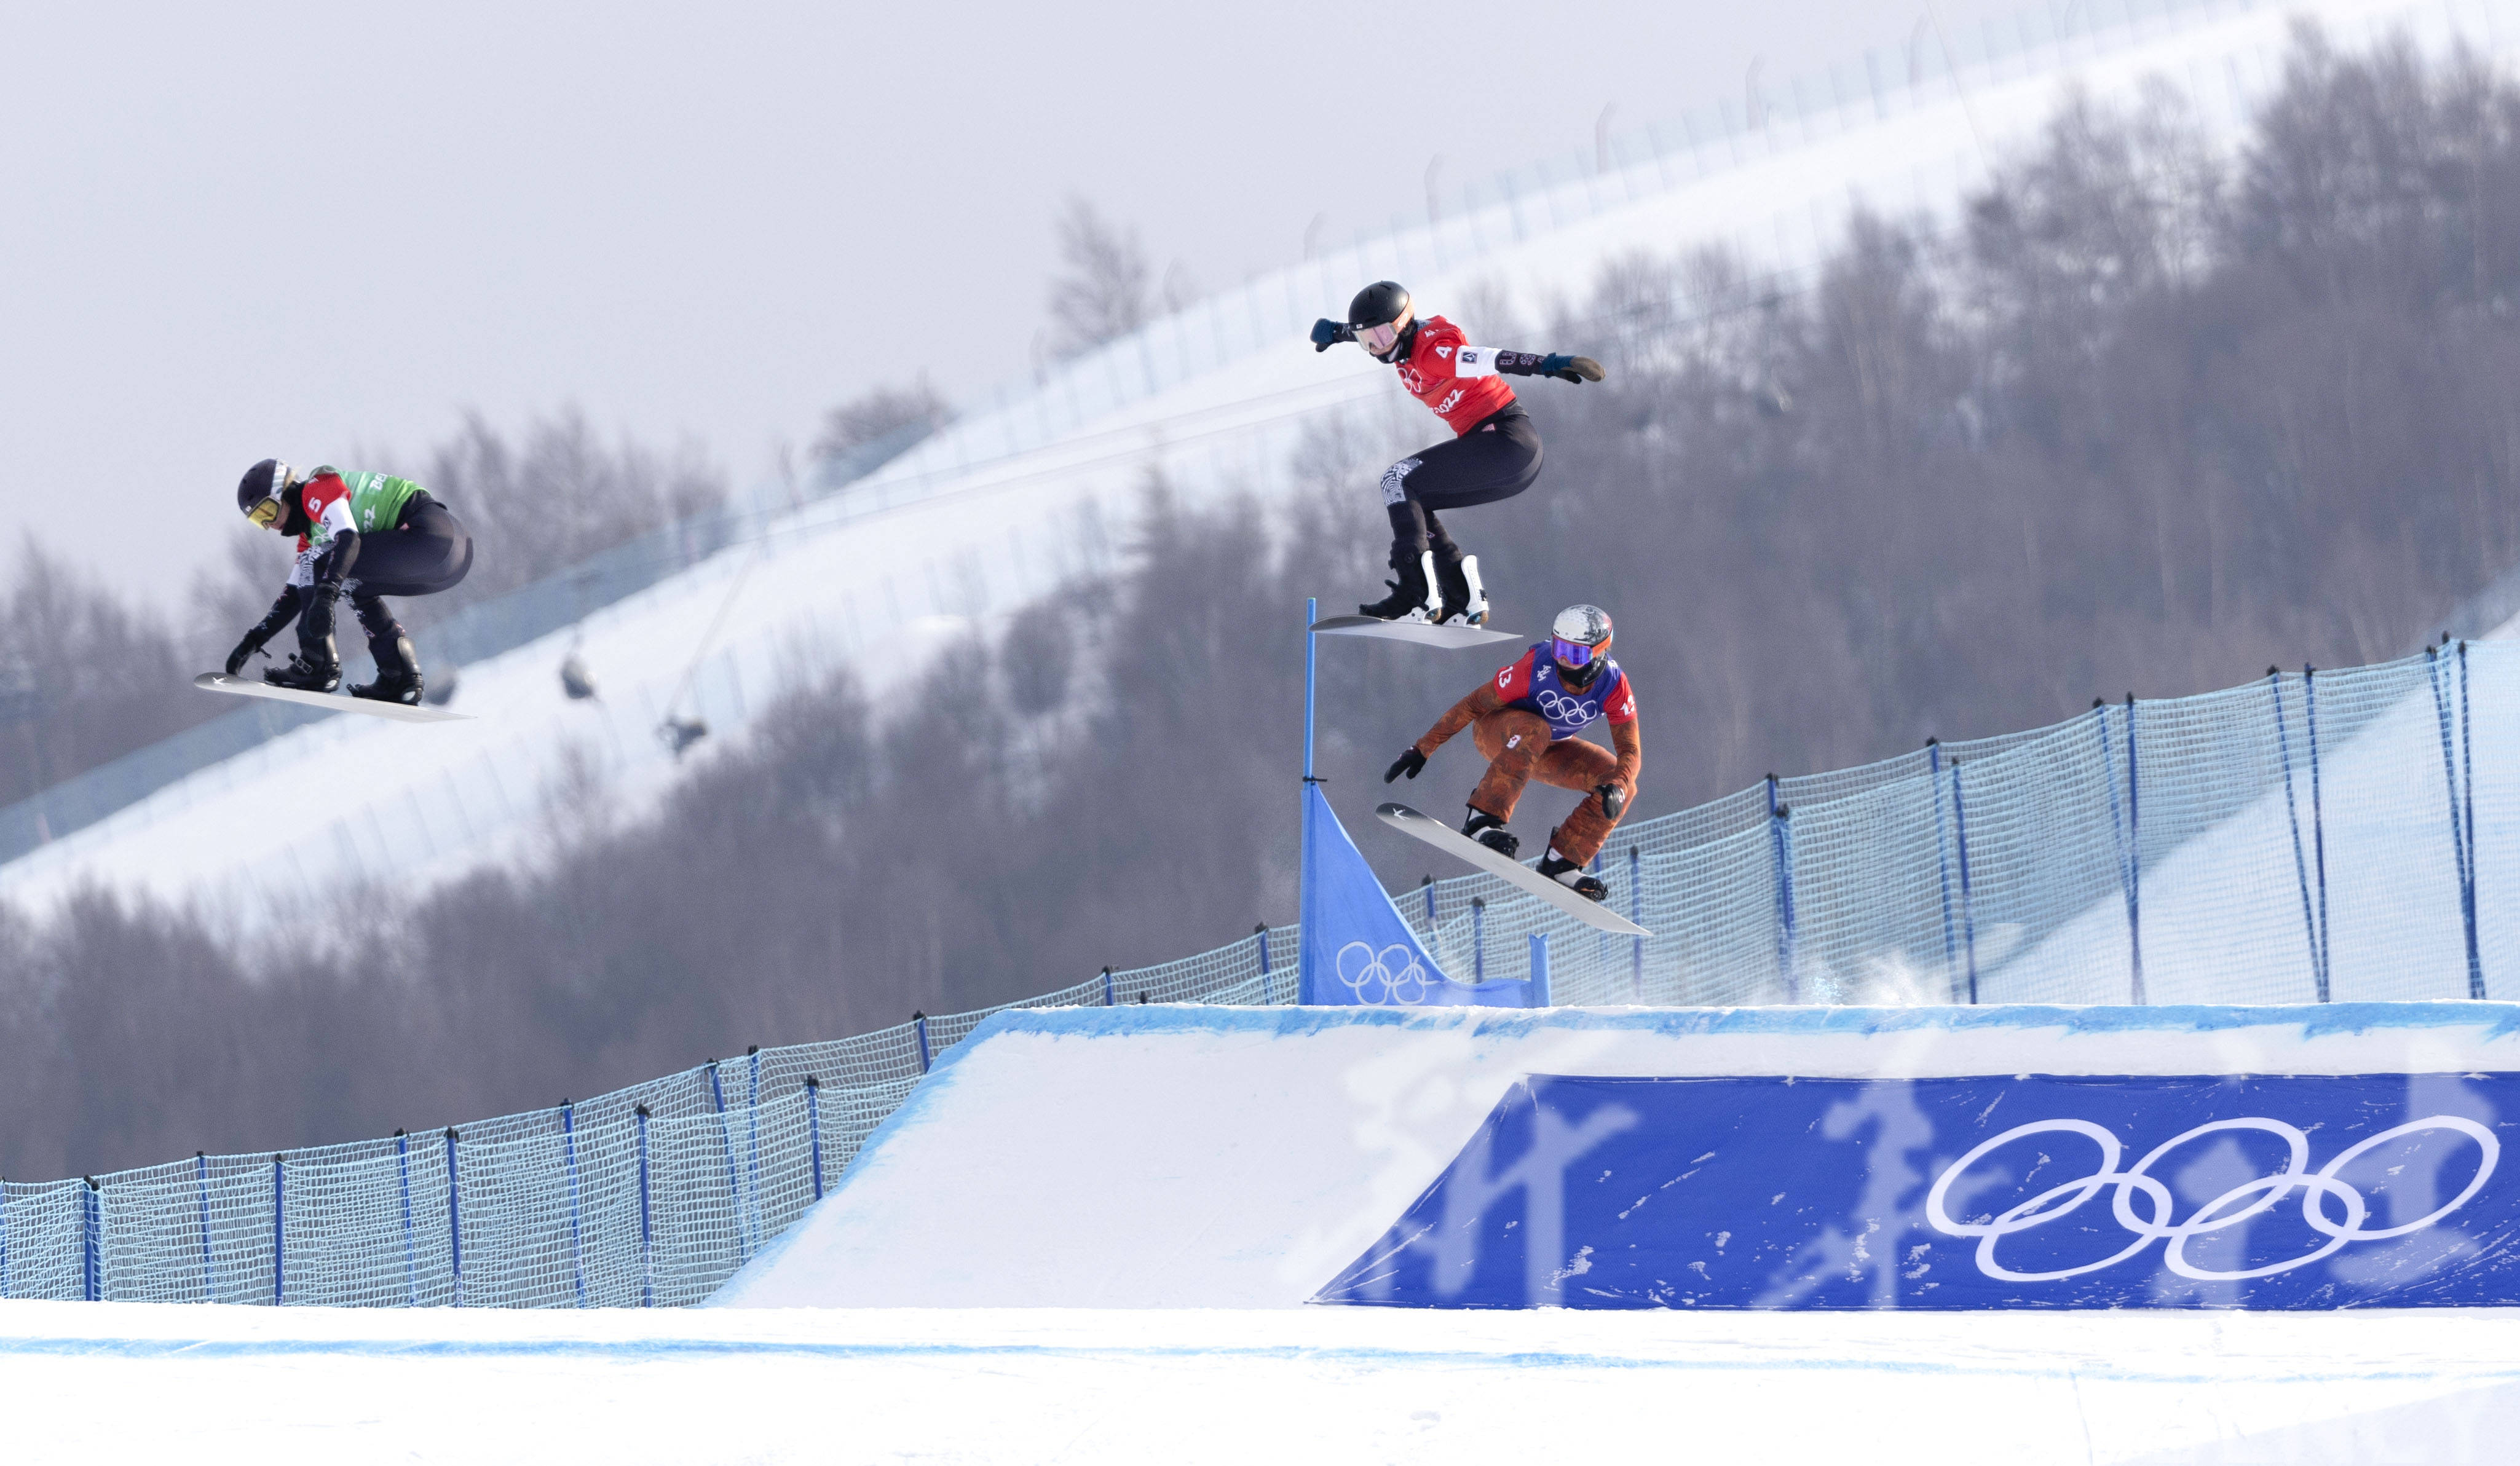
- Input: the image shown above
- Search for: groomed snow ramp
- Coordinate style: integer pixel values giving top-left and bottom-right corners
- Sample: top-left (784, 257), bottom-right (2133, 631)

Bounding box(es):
top-left (711, 1003), bottom-right (2520, 1310)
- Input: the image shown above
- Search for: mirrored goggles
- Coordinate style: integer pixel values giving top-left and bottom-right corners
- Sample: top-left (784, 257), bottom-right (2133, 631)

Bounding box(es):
top-left (1355, 315), bottom-right (1409, 357)
top-left (1552, 636), bottom-right (1602, 669)
top-left (247, 496), bottom-right (285, 529)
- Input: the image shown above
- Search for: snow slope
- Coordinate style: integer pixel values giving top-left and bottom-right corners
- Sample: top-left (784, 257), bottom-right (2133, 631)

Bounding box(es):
top-left (0, 0), bottom-right (2498, 923)
top-left (709, 1001), bottom-right (2520, 1310)
top-left (6, 1299), bottom-right (2520, 1464)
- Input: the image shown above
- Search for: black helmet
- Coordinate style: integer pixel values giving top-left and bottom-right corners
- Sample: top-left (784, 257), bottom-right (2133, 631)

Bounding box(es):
top-left (1347, 281), bottom-right (1415, 361)
top-left (236, 459), bottom-right (298, 529)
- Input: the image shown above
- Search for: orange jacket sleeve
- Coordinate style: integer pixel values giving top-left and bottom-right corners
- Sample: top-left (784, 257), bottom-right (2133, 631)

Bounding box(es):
top-left (1415, 680), bottom-right (1506, 755)
top-left (1611, 714), bottom-right (1642, 792)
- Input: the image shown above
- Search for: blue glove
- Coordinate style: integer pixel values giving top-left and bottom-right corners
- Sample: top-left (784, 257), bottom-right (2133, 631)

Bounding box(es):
top-left (1540, 353), bottom-right (1606, 384)
top-left (1311, 318), bottom-right (1355, 352)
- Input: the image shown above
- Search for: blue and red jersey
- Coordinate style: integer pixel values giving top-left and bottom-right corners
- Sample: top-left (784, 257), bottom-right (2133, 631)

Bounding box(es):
top-left (1491, 644), bottom-right (1636, 741)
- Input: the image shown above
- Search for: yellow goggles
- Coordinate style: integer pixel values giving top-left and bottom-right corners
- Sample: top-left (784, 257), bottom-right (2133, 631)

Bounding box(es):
top-left (247, 496), bottom-right (283, 529)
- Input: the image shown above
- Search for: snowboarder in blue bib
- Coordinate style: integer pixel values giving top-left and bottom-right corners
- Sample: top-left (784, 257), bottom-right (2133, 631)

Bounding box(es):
top-left (1383, 605), bottom-right (1638, 902)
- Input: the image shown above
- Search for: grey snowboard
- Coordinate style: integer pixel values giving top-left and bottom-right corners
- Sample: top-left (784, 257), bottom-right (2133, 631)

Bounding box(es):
top-left (195, 673), bottom-right (471, 723)
top-left (1377, 801), bottom-right (1651, 937)
top-left (1309, 615), bottom-right (1521, 649)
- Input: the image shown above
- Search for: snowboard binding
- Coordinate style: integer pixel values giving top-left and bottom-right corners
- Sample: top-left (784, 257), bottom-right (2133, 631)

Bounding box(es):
top-left (1361, 549), bottom-right (1446, 623)
top-left (264, 650), bottom-right (341, 695)
top-left (1462, 808), bottom-right (1519, 859)
top-left (1434, 553), bottom-right (1489, 628)
top-left (1539, 852), bottom-right (1610, 903)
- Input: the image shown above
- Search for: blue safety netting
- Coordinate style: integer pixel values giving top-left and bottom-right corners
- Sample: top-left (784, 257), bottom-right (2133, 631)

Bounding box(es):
top-left (0, 640), bottom-right (2508, 1306)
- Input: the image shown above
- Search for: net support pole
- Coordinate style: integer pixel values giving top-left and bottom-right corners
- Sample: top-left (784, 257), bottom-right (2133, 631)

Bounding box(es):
top-left (2307, 666), bottom-right (2331, 1002)
top-left (1528, 932), bottom-right (1552, 1007)
top-left (2126, 693), bottom-right (2143, 1004)
top-left (2430, 646), bottom-right (2486, 999)
top-left (745, 1047), bottom-right (763, 1256)
top-left (803, 1079), bottom-right (824, 1202)
top-left (1472, 899), bottom-right (1486, 982)
top-left (634, 1103), bottom-right (655, 1308)
top-left (393, 1132), bottom-right (416, 1307)
top-left (1929, 740), bottom-right (1961, 1003)
top-left (444, 1128), bottom-right (464, 1307)
top-left (1253, 925), bottom-right (1272, 1004)
top-left (2462, 642), bottom-right (2483, 999)
top-left (561, 1101), bottom-right (588, 1308)
top-left (196, 1151), bottom-right (216, 1303)
top-left (707, 1061), bottom-right (749, 1260)
top-left (1767, 775), bottom-right (1797, 1003)
top-left (269, 1156), bottom-right (284, 1306)
top-left (2270, 670), bottom-right (2326, 1001)
top-left (1101, 966), bottom-right (1116, 1006)
top-left (81, 1177), bottom-right (99, 1303)
top-left (1952, 759), bottom-right (1980, 1005)
top-left (912, 1014), bottom-right (932, 1073)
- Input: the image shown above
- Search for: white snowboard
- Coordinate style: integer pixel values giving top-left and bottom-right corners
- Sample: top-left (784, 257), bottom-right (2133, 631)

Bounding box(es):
top-left (1309, 615), bottom-right (1522, 648)
top-left (1377, 801), bottom-right (1651, 937)
top-left (195, 673), bottom-right (470, 723)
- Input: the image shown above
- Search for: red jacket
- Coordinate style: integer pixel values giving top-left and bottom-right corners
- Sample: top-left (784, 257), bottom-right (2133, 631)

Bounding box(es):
top-left (1391, 315), bottom-right (1519, 436)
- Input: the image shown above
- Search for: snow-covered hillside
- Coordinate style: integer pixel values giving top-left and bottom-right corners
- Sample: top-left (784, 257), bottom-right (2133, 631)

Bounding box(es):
top-left (0, 0), bottom-right (2497, 923)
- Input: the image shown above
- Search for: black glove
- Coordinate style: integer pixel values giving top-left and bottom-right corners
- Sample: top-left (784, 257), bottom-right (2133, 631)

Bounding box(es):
top-left (1311, 318), bottom-right (1356, 352)
top-left (1384, 747), bottom-right (1428, 782)
top-left (227, 586), bottom-right (306, 674)
top-left (1541, 353), bottom-right (1606, 384)
top-left (1595, 782), bottom-right (1627, 820)
top-left (225, 628), bottom-right (271, 676)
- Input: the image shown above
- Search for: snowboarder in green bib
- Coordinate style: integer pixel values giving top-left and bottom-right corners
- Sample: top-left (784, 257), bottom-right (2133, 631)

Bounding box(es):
top-left (226, 459), bottom-right (475, 703)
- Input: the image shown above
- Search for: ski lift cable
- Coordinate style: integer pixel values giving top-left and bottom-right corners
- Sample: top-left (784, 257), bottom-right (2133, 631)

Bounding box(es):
top-left (660, 534), bottom-right (773, 727)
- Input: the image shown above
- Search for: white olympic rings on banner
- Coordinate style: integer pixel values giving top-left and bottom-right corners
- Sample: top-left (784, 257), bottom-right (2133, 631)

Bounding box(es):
top-left (1924, 1114), bottom-right (2499, 1282)
top-left (1533, 689), bottom-right (1598, 725)
top-left (1336, 941), bottom-right (1434, 1006)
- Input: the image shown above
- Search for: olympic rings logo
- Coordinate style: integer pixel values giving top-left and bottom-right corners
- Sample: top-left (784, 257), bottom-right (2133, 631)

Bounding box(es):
top-left (1336, 941), bottom-right (1433, 1006)
top-left (1925, 1116), bottom-right (2498, 1282)
top-left (1534, 689), bottom-right (1598, 725)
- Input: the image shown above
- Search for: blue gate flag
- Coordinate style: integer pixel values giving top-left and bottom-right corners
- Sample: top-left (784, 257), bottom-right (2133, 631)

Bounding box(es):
top-left (1298, 784), bottom-right (1530, 1007)
top-left (1317, 1072), bottom-right (2520, 1309)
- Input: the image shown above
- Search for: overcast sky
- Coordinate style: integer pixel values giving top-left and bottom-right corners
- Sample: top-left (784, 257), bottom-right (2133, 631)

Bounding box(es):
top-left (5, 0), bottom-right (2040, 610)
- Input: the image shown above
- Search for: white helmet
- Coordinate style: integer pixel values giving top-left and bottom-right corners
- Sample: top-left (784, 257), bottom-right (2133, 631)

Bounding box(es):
top-left (1550, 605), bottom-right (1613, 689)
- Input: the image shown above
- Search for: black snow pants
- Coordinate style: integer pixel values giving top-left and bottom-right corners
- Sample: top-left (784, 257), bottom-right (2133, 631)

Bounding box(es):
top-left (1379, 404), bottom-right (1543, 557)
top-left (341, 495), bottom-right (475, 658)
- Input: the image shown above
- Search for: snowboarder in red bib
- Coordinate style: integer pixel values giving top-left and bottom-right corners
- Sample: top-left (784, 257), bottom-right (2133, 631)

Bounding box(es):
top-left (225, 459), bottom-right (475, 703)
top-left (1311, 281), bottom-right (1603, 624)
top-left (1383, 604), bottom-right (1637, 901)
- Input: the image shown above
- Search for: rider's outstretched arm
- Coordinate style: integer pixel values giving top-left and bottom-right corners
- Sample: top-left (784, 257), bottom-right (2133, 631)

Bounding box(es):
top-left (1454, 348), bottom-right (1606, 384)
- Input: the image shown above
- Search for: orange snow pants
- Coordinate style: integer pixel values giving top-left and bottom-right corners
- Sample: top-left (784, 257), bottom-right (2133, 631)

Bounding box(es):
top-left (1467, 709), bottom-right (1625, 865)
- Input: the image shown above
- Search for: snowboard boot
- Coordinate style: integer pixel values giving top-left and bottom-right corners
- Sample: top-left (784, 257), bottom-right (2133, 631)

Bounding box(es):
top-left (1462, 808), bottom-right (1519, 859)
top-left (350, 633), bottom-right (424, 706)
top-left (1433, 552), bottom-right (1489, 627)
top-left (1538, 851), bottom-right (1610, 903)
top-left (264, 645), bottom-right (341, 694)
top-left (1359, 548), bottom-right (1444, 623)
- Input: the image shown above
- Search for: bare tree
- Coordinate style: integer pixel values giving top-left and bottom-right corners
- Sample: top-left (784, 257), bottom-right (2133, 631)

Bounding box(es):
top-left (1046, 197), bottom-right (1151, 357)
top-left (813, 379), bottom-right (952, 463)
